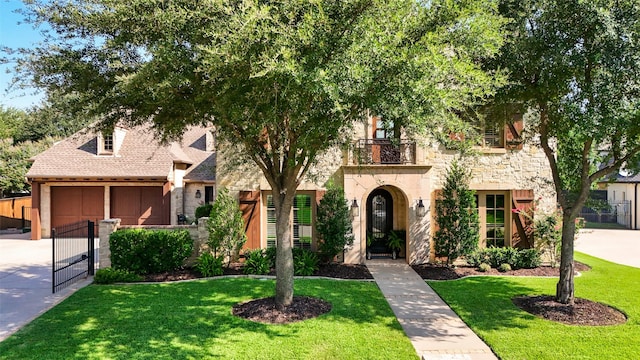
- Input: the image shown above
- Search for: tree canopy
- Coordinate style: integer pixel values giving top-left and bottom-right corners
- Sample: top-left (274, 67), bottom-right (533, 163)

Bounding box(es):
top-left (484, 0), bottom-right (640, 303)
top-left (11, 0), bottom-right (507, 308)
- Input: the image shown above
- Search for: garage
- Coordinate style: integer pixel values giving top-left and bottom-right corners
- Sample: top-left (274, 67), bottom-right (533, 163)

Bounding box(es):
top-left (110, 186), bottom-right (168, 225)
top-left (51, 187), bottom-right (105, 229)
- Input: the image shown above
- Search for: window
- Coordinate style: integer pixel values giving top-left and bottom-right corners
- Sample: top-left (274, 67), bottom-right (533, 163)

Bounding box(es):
top-left (266, 194), bottom-right (313, 249)
top-left (103, 134), bottom-right (114, 152)
top-left (373, 117), bottom-right (395, 139)
top-left (474, 192), bottom-right (508, 248)
top-left (485, 194), bottom-right (506, 247)
top-left (204, 186), bottom-right (214, 204)
top-left (476, 122), bottom-right (503, 148)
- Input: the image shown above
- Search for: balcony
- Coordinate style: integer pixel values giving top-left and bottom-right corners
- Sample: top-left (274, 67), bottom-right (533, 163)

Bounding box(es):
top-left (352, 139), bottom-right (416, 165)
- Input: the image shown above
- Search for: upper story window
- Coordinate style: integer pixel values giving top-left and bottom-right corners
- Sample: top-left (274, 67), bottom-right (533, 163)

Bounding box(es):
top-left (98, 132), bottom-right (114, 155)
top-left (103, 134), bottom-right (114, 152)
top-left (480, 123), bottom-right (504, 148)
top-left (373, 117), bottom-right (396, 139)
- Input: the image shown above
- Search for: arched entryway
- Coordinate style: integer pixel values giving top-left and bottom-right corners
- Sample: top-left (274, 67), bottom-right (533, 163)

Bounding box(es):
top-left (366, 188), bottom-right (398, 259)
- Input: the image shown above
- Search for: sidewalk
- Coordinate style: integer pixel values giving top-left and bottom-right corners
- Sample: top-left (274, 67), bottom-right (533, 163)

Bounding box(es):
top-left (367, 260), bottom-right (497, 360)
top-left (0, 234), bottom-right (92, 342)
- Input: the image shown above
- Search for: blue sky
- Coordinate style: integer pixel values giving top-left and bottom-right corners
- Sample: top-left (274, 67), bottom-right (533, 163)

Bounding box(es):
top-left (1, 0), bottom-right (46, 109)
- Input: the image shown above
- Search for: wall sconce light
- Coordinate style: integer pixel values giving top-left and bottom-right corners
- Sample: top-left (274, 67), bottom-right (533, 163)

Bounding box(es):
top-left (195, 190), bottom-right (202, 199)
top-left (416, 198), bottom-right (426, 218)
top-left (350, 198), bottom-right (359, 217)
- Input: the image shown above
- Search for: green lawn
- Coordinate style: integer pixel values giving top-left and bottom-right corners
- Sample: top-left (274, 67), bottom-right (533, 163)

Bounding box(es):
top-left (0, 278), bottom-right (417, 360)
top-left (429, 253), bottom-right (640, 360)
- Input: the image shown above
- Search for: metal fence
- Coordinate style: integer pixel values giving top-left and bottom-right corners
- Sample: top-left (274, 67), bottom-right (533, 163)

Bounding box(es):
top-left (52, 220), bottom-right (96, 293)
top-left (579, 200), bottom-right (632, 229)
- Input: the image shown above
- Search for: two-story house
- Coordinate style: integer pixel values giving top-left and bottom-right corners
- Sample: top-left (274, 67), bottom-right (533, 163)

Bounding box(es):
top-left (218, 114), bottom-right (556, 264)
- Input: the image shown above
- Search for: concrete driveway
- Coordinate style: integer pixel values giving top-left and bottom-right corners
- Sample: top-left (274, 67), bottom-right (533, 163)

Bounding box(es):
top-left (576, 229), bottom-right (640, 268)
top-left (0, 233), bottom-right (91, 342)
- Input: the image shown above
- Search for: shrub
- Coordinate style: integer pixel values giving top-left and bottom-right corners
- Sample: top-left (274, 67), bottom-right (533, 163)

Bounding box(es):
top-left (243, 249), bottom-right (270, 275)
top-left (515, 248), bottom-right (542, 269)
top-left (94, 268), bottom-right (142, 284)
top-left (465, 249), bottom-right (489, 268)
top-left (468, 247), bottom-right (541, 269)
top-left (110, 228), bottom-right (193, 274)
top-left (293, 248), bottom-right (319, 276)
top-left (434, 160), bottom-right (479, 265)
top-left (484, 247), bottom-right (518, 269)
top-left (264, 247), bottom-right (277, 269)
top-left (196, 252), bottom-right (223, 277)
top-left (498, 263), bottom-right (512, 272)
top-left (478, 263), bottom-right (491, 272)
top-left (207, 188), bottom-right (247, 266)
top-left (316, 184), bottom-right (354, 263)
top-left (195, 203), bottom-right (213, 221)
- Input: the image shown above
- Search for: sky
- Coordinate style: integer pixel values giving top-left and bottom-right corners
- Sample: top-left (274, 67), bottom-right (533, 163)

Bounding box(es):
top-left (1, 0), bottom-right (46, 109)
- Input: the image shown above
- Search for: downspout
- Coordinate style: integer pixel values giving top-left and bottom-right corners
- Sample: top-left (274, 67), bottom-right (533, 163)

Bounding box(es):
top-left (635, 183), bottom-right (638, 230)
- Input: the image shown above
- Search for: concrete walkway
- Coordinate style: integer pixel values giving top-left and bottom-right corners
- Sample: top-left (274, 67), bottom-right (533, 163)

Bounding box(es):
top-left (0, 233), bottom-right (92, 342)
top-left (367, 259), bottom-right (497, 360)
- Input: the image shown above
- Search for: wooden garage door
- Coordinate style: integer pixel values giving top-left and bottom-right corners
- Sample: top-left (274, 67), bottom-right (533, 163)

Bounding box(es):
top-left (111, 187), bottom-right (166, 225)
top-left (51, 187), bottom-right (104, 229)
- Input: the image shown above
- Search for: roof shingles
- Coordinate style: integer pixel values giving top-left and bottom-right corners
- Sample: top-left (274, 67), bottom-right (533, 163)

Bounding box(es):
top-left (27, 125), bottom-right (215, 181)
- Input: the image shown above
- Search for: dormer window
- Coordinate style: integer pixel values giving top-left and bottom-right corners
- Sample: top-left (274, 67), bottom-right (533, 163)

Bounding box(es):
top-left (98, 132), bottom-right (114, 155)
top-left (104, 134), bottom-right (114, 152)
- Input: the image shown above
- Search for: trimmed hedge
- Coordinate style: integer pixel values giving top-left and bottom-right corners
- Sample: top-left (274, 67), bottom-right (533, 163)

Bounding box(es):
top-left (94, 268), bottom-right (143, 284)
top-left (466, 247), bottom-right (542, 269)
top-left (110, 228), bottom-right (193, 274)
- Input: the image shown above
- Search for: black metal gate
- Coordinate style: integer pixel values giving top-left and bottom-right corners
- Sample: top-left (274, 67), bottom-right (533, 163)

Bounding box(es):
top-left (52, 220), bottom-right (95, 293)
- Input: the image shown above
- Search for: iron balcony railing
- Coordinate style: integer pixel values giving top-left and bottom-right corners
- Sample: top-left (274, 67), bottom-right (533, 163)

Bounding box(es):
top-left (353, 139), bottom-right (416, 165)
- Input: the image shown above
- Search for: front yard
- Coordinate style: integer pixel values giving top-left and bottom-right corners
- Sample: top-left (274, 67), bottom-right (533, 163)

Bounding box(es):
top-left (429, 253), bottom-right (640, 359)
top-left (0, 279), bottom-right (417, 360)
top-left (1, 252), bottom-right (637, 359)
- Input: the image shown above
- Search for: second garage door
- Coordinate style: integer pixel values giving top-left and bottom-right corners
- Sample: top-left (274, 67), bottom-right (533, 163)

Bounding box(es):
top-left (110, 187), bottom-right (167, 225)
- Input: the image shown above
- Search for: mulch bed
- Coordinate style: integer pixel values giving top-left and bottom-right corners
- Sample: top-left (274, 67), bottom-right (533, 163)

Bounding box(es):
top-left (410, 262), bottom-right (592, 280)
top-left (512, 295), bottom-right (627, 326)
top-left (141, 261), bottom-right (623, 326)
top-left (232, 296), bottom-right (332, 324)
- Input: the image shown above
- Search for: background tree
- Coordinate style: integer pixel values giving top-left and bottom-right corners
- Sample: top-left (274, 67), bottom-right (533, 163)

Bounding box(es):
top-left (434, 160), bottom-right (479, 266)
top-left (484, 0), bottom-right (640, 303)
top-left (206, 188), bottom-right (247, 267)
top-left (11, 0), bottom-right (506, 309)
top-left (0, 106), bottom-right (56, 198)
top-left (316, 184), bottom-right (354, 263)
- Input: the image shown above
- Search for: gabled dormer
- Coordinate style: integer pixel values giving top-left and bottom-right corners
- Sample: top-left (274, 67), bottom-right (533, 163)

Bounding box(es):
top-left (97, 127), bottom-right (127, 156)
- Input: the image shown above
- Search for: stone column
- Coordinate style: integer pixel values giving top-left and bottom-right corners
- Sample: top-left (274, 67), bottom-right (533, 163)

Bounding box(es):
top-left (98, 219), bottom-right (121, 269)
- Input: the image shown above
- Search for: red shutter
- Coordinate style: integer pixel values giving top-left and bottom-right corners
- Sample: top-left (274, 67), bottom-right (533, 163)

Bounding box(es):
top-left (511, 189), bottom-right (534, 248)
top-left (239, 190), bottom-right (261, 250)
top-left (505, 114), bottom-right (524, 150)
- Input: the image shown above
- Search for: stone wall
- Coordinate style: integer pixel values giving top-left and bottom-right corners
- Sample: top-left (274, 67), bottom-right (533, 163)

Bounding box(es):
top-left (425, 145), bottom-right (556, 214)
top-left (98, 218), bottom-right (210, 269)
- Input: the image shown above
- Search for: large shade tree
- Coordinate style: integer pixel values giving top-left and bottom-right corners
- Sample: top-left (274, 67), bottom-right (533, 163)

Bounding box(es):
top-left (486, 0), bottom-right (640, 303)
top-left (11, 0), bottom-right (506, 308)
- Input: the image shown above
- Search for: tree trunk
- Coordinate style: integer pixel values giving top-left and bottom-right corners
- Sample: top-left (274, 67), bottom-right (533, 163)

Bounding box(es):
top-left (272, 187), bottom-right (295, 310)
top-left (556, 212), bottom-right (576, 304)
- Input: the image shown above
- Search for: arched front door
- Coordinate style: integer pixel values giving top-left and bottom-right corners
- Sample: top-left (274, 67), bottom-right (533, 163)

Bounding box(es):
top-left (366, 188), bottom-right (393, 258)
